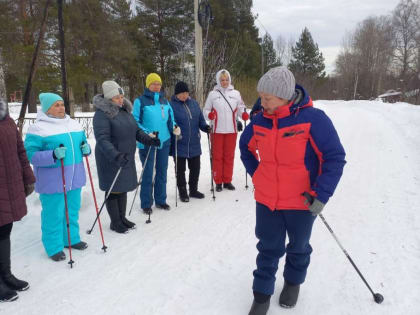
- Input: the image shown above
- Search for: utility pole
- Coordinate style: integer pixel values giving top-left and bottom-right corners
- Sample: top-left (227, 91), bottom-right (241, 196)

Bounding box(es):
top-left (194, 0), bottom-right (204, 107)
top-left (261, 38), bottom-right (264, 75)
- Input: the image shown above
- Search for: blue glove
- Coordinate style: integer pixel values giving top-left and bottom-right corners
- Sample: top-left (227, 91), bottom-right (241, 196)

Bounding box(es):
top-left (81, 142), bottom-right (91, 156)
top-left (53, 146), bottom-right (67, 160)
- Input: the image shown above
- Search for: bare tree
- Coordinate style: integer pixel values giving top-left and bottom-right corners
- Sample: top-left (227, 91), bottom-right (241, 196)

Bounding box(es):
top-left (202, 34), bottom-right (240, 100)
top-left (392, 0), bottom-right (419, 80)
top-left (275, 35), bottom-right (286, 65)
top-left (335, 16), bottom-right (394, 99)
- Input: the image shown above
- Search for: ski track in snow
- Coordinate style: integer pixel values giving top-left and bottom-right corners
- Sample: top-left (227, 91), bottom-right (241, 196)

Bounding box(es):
top-left (1, 101), bottom-right (420, 314)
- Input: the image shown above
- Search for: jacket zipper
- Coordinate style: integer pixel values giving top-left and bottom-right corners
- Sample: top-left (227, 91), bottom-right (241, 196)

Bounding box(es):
top-left (184, 102), bottom-right (192, 158)
top-left (64, 125), bottom-right (75, 191)
top-left (273, 117), bottom-right (279, 208)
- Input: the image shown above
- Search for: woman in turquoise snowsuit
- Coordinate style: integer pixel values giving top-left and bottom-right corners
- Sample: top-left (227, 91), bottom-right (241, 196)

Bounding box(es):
top-left (24, 93), bottom-right (90, 261)
top-left (132, 73), bottom-right (180, 213)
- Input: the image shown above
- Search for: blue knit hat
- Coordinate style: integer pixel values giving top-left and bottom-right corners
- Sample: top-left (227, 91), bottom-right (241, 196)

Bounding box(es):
top-left (39, 93), bottom-right (63, 113)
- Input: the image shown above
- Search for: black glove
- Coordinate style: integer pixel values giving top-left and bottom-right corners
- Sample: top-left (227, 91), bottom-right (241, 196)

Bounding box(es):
top-left (25, 184), bottom-right (35, 197)
top-left (205, 125), bottom-right (212, 133)
top-left (115, 153), bottom-right (129, 167)
top-left (150, 137), bottom-right (161, 147)
top-left (237, 120), bottom-right (243, 132)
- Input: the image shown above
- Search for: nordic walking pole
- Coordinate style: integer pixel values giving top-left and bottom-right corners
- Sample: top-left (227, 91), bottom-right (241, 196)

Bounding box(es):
top-left (82, 142), bottom-right (107, 252)
top-left (207, 130), bottom-right (215, 201)
top-left (58, 144), bottom-right (74, 268)
top-left (128, 145), bottom-right (152, 216)
top-left (175, 133), bottom-right (178, 208)
top-left (319, 213), bottom-right (384, 304)
top-left (146, 131), bottom-right (159, 224)
top-left (87, 166), bottom-right (122, 234)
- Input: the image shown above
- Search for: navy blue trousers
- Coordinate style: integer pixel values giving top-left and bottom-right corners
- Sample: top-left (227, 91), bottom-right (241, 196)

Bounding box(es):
top-left (139, 139), bottom-right (171, 209)
top-left (253, 202), bottom-right (317, 295)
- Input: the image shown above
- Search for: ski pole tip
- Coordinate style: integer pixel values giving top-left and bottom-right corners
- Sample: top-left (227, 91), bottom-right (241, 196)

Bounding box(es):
top-left (374, 293), bottom-right (384, 304)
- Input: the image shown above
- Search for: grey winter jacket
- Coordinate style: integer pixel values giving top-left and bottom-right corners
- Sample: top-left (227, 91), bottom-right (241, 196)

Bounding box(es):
top-left (93, 95), bottom-right (153, 192)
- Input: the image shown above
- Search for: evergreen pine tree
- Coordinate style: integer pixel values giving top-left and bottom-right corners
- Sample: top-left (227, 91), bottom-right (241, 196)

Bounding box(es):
top-left (289, 27), bottom-right (326, 79)
top-left (262, 33), bottom-right (281, 73)
top-left (135, 0), bottom-right (194, 87)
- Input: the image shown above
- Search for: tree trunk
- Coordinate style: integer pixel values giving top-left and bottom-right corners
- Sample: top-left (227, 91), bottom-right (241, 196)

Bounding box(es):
top-left (57, 0), bottom-right (70, 115)
top-left (17, 0), bottom-right (51, 133)
top-left (0, 51), bottom-right (6, 101)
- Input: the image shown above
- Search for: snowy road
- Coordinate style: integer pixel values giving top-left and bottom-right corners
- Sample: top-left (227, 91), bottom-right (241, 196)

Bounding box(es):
top-left (1, 100), bottom-right (420, 315)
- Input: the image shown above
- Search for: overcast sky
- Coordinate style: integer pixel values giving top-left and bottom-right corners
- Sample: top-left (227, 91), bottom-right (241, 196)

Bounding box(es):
top-left (252, 0), bottom-right (401, 74)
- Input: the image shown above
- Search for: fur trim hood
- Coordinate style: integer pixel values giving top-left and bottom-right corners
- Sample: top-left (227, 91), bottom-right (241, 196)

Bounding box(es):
top-left (93, 94), bottom-right (133, 118)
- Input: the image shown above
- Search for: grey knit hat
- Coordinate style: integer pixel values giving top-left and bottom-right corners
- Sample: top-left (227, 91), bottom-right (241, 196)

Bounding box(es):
top-left (257, 66), bottom-right (296, 100)
top-left (102, 80), bottom-right (124, 100)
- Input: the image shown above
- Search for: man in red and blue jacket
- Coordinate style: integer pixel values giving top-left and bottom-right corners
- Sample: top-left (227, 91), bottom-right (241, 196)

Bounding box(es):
top-left (240, 67), bottom-right (346, 315)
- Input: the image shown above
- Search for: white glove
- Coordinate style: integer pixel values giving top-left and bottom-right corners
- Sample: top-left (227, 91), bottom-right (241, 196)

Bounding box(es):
top-left (148, 133), bottom-right (156, 138)
top-left (173, 126), bottom-right (181, 136)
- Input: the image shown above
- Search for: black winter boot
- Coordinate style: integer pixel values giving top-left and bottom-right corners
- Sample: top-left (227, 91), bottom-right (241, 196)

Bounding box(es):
top-left (143, 208), bottom-right (152, 215)
top-left (215, 184), bottom-right (223, 192)
top-left (156, 203), bottom-right (171, 210)
top-left (0, 238), bottom-right (29, 292)
top-left (0, 278), bottom-right (17, 302)
top-left (178, 186), bottom-right (190, 202)
top-left (248, 300), bottom-right (270, 315)
top-left (118, 193), bottom-right (136, 229)
top-left (106, 195), bottom-right (129, 234)
top-left (223, 183), bottom-right (235, 190)
top-left (189, 190), bottom-right (205, 199)
top-left (249, 291), bottom-right (270, 315)
top-left (50, 251), bottom-right (66, 261)
top-left (65, 242), bottom-right (88, 250)
top-left (279, 280), bottom-right (300, 308)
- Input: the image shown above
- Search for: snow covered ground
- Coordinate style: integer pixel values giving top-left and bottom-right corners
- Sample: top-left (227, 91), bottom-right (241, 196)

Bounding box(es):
top-left (2, 100), bottom-right (420, 315)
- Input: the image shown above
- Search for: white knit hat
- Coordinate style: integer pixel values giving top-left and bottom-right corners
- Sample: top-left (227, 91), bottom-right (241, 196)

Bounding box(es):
top-left (257, 66), bottom-right (296, 100)
top-left (102, 81), bottom-right (124, 100)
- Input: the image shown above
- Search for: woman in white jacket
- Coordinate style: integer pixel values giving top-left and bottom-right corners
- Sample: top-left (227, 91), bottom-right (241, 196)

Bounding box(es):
top-left (204, 69), bottom-right (249, 192)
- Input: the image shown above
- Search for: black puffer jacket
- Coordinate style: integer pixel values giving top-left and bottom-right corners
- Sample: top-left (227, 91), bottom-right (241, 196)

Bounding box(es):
top-left (93, 95), bottom-right (154, 192)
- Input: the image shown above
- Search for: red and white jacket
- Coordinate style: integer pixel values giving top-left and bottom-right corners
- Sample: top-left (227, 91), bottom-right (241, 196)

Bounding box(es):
top-left (203, 69), bottom-right (247, 134)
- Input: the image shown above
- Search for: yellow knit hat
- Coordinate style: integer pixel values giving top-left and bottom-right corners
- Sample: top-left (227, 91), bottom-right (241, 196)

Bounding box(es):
top-left (146, 73), bottom-right (162, 88)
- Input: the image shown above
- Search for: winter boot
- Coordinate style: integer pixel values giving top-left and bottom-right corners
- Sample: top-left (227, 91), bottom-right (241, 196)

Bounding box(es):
top-left (248, 292), bottom-right (270, 315)
top-left (118, 193), bottom-right (136, 229)
top-left (223, 183), bottom-right (235, 190)
top-left (156, 203), bottom-right (171, 210)
top-left (143, 208), bottom-right (152, 215)
top-left (279, 280), bottom-right (300, 308)
top-left (248, 300), bottom-right (270, 315)
top-left (65, 241), bottom-right (88, 250)
top-left (106, 196), bottom-right (129, 234)
top-left (178, 186), bottom-right (190, 202)
top-left (50, 251), bottom-right (66, 262)
top-left (189, 182), bottom-right (204, 199)
top-left (189, 190), bottom-right (205, 199)
top-left (0, 278), bottom-right (18, 302)
top-left (0, 238), bottom-right (29, 292)
top-left (188, 175), bottom-right (204, 198)
top-left (215, 184), bottom-right (223, 192)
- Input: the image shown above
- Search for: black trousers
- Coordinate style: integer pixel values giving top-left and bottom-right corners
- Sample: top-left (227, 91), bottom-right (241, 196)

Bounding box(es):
top-left (174, 155), bottom-right (201, 192)
top-left (0, 223), bottom-right (12, 241)
top-left (105, 192), bottom-right (128, 222)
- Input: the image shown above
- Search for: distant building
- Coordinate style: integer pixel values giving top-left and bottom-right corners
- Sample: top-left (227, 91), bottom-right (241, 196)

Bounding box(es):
top-left (377, 90), bottom-right (402, 103)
